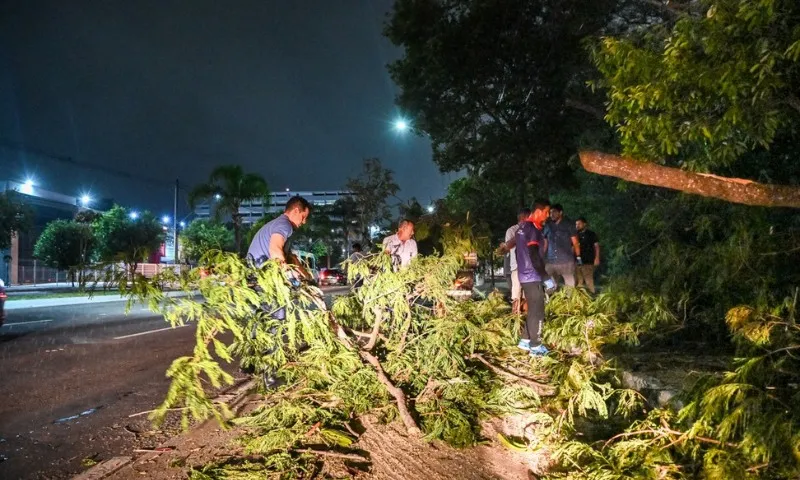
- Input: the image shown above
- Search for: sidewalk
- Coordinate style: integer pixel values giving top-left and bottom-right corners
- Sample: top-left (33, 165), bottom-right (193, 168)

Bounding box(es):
top-left (5, 290), bottom-right (196, 310)
top-left (5, 282), bottom-right (113, 294)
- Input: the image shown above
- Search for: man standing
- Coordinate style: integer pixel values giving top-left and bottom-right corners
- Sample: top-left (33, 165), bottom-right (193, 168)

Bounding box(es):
top-left (512, 199), bottom-right (555, 356)
top-left (382, 219), bottom-right (417, 270)
top-left (575, 217), bottom-right (600, 293)
top-left (543, 204), bottom-right (580, 287)
top-left (501, 208), bottom-right (531, 314)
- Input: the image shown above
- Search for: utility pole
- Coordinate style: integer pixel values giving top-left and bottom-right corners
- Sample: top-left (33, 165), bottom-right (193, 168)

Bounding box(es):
top-left (173, 179), bottom-right (179, 265)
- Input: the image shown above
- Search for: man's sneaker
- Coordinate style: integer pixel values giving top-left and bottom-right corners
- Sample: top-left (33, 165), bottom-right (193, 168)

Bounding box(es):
top-left (517, 339), bottom-right (532, 351)
top-left (529, 344), bottom-right (550, 357)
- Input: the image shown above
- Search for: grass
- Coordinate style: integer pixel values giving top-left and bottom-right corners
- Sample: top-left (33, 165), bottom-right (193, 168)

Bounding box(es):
top-left (7, 290), bottom-right (126, 301)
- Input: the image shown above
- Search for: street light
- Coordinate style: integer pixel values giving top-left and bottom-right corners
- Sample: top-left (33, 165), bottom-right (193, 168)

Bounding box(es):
top-left (394, 118), bottom-right (409, 132)
top-left (80, 194), bottom-right (92, 207)
top-left (179, 221), bottom-right (186, 228)
top-left (129, 211), bottom-right (139, 220)
top-left (20, 178), bottom-right (34, 195)
top-left (162, 215), bottom-right (170, 224)
top-left (214, 194), bottom-right (222, 200)
top-left (427, 205), bottom-right (435, 213)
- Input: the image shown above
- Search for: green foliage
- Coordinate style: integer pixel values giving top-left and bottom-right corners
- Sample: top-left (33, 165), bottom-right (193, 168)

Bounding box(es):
top-left (188, 165), bottom-right (270, 254)
top-left (592, 0), bottom-right (800, 174)
top-left (92, 205), bottom-right (164, 272)
top-left (180, 219), bottom-right (234, 264)
top-left (0, 191), bottom-right (33, 250)
top-left (34, 219), bottom-right (95, 283)
top-left (385, 0), bottom-right (626, 201)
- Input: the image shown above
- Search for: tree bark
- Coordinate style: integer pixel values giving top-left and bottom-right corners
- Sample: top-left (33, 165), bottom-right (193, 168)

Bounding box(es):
top-left (579, 151), bottom-right (800, 208)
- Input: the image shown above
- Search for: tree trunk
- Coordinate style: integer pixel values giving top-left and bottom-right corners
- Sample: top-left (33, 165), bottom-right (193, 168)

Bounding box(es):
top-left (579, 151), bottom-right (800, 208)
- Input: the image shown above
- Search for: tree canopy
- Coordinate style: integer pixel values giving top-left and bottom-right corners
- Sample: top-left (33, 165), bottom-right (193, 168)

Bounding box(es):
top-left (345, 158), bottom-right (399, 244)
top-left (385, 0), bottom-right (626, 202)
top-left (188, 165), bottom-right (269, 254)
top-left (179, 219), bottom-right (234, 264)
top-left (33, 219), bottom-right (95, 285)
top-left (93, 205), bottom-right (165, 272)
top-left (592, 0), bottom-right (800, 179)
top-left (0, 191), bottom-right (33, 250)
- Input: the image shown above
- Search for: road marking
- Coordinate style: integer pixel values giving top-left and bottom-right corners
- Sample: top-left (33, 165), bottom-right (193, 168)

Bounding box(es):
top-left (113, 324), bottom-right (189, 340)
top-left (3, 319), bottom-right (54, 326)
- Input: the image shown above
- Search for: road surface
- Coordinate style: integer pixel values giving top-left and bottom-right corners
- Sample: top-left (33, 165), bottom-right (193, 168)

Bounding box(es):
top-left (0, 286), bottom-right (350, 479)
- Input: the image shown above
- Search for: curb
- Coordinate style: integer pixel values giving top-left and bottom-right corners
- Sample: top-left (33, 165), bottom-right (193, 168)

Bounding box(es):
top-left (71, 377), bottom-right (257, 480)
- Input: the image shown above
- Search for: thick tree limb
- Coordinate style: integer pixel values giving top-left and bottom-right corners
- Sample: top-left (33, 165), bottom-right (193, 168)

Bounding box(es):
top-left (360, 350), bottom-right (421, 436)
top-left (470, 354), bottom-right (555, 397)
top-left (364, 306), bottom-right (384, 351)
top-left (579, 151), bottom-right (800, 208)
top-left (564, 99), bottom-right (606, 121)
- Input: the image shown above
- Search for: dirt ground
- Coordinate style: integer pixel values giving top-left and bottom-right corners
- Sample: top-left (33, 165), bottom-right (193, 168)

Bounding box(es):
top-left (94, 390), bottom-right (545, 480)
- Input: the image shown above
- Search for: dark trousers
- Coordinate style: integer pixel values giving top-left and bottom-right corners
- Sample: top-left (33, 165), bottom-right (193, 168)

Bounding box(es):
top-left (521, 281), bottom-right (545, 346)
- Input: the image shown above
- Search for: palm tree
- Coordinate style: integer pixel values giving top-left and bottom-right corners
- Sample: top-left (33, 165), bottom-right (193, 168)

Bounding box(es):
top-left (188, 165), bottom-right (269, 254)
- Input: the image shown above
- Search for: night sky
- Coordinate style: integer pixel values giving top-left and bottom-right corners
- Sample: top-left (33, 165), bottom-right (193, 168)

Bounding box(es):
top-left (0, 0), bottom-right (453, 219)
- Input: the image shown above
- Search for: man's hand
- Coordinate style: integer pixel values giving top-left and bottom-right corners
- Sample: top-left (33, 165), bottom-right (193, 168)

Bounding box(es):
top-left (594, 258), bottom-right (600, 267)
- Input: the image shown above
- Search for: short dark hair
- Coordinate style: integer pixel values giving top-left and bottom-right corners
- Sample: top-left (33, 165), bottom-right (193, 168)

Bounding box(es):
top-left (532, 198), bottom-right (551, 210)
top-left (551, 203), bottom-right (563, 213)
top-left (285, 195), bottom-right (311, 213)
top-left (577, 216), bottom-right (588, 223)
top-left (518, 207), bottom-right (532, 217)
top-left (352, 243), bottom-right (362, 251)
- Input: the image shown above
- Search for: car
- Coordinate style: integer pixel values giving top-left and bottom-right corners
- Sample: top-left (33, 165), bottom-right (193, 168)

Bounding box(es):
top-left (0, 278), bottom-right (6, 327)
top-left (318, 268), bottom-right (346, 286)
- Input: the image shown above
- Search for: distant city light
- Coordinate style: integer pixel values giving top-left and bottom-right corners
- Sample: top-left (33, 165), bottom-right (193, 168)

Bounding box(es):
top-left (427, 205), bottom-right (435, 213)
top-left (162, 215), bottom-right (170, 224)
top-left (285, 187), bottom-right (290, 192)
top-left (394, 118), bottom-right (409, 132)
top-left (80, 195), bottom-right (92, 207)
top-left (129, 211), bottom-right (139, 220)
top-left (20, 178), bottom-right (35, 195)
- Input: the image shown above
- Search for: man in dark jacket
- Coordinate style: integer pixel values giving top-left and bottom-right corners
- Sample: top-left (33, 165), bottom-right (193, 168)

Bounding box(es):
top-left (502, 199), bottom-right (556, 356)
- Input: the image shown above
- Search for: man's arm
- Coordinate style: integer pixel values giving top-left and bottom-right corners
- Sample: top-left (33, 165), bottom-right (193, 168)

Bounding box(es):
top-left (571, 235), bottom-right (581, 257)
top-left (409, 240), bottom-right (418, 259)
top-left (594, 242), bottom-right (601, 266)
top-left (268, 233), bottom-right (287, 263)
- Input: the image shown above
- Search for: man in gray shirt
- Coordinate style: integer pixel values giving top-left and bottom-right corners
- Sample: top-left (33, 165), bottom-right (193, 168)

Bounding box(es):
top-left (543, 204), bottom-right (581, 287)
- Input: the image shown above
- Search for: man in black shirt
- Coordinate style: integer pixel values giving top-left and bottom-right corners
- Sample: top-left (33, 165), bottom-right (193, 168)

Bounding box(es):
top-left (575, 217), bottom-right (600, 293)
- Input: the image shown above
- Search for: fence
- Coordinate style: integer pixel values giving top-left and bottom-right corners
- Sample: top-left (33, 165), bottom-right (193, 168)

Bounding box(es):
top-left (12, 259), bottom-right (187, 286)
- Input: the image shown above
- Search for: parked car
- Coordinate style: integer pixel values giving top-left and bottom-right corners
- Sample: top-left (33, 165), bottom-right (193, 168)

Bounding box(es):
top-left (318, 268), bottom-right (346, 286)
top-left (0, 278), bottom-right (7, 327)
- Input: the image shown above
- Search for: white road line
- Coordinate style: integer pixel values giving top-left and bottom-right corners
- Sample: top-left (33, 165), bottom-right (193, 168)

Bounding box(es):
top-left (3, 319), bottom-right (54, 326)
top-left (113, 324), bottom-right (189, 340)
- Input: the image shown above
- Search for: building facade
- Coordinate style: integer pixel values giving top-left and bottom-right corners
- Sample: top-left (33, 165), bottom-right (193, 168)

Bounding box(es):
top-left (0, 180), bottom-right (99, 285)
top-left (193, 190), bottom-right (352, 226)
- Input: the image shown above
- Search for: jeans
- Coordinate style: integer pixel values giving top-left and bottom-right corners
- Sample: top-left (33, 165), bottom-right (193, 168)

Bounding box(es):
top-left (545, 262), bottom-right (576, 287)
top-left (521, 281), bottom-right (546, 346)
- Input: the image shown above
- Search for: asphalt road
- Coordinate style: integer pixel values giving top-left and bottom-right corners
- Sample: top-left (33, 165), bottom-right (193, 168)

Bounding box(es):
top-left (0, 286), bottom-right (350, 479)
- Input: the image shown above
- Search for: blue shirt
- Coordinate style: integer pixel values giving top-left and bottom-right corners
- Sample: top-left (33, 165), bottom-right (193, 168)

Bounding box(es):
top-left (515, 221), bottom-right (546, 283)
top-left (544, 219), bottom-right (577, 264)
top-left (246, 214), bottom-right (294, 267)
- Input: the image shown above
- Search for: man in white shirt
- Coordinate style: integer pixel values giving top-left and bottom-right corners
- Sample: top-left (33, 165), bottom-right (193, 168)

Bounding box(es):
top-left (501, 208), bottom-right (531, 314)
top-left (382, 220), bottom-right (418, 270)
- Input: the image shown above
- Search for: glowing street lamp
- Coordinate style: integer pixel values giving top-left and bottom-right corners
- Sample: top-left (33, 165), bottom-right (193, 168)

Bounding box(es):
top-left (179, 221), bottom-right (186, 228)
top-left (214, 194), bottom-right (222, 200)
top-left (129, 211), bottom-right (139, 220)
top-left (427, 205), bottom-right (435, 213)
top-left (162, 215), bottom-right (171, 224)
top-left (20, 178), bottom-right (35, 195)
top-left (80, 194), bottom-right (92, 207)
top-left (394, 118), bottom-right (409, 132)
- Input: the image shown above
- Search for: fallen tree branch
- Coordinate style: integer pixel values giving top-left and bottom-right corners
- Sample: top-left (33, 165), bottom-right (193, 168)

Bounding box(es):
top-left (364, 306), bottom-right (384, 351)
top-left (360, 350), bottom-right (421, 436)
top-left (470, 354), bottom-right (555, 396)
top-left (293, 449), bottom-right (369, 462)
top-left (579, 151), bottom-right (800, 208)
